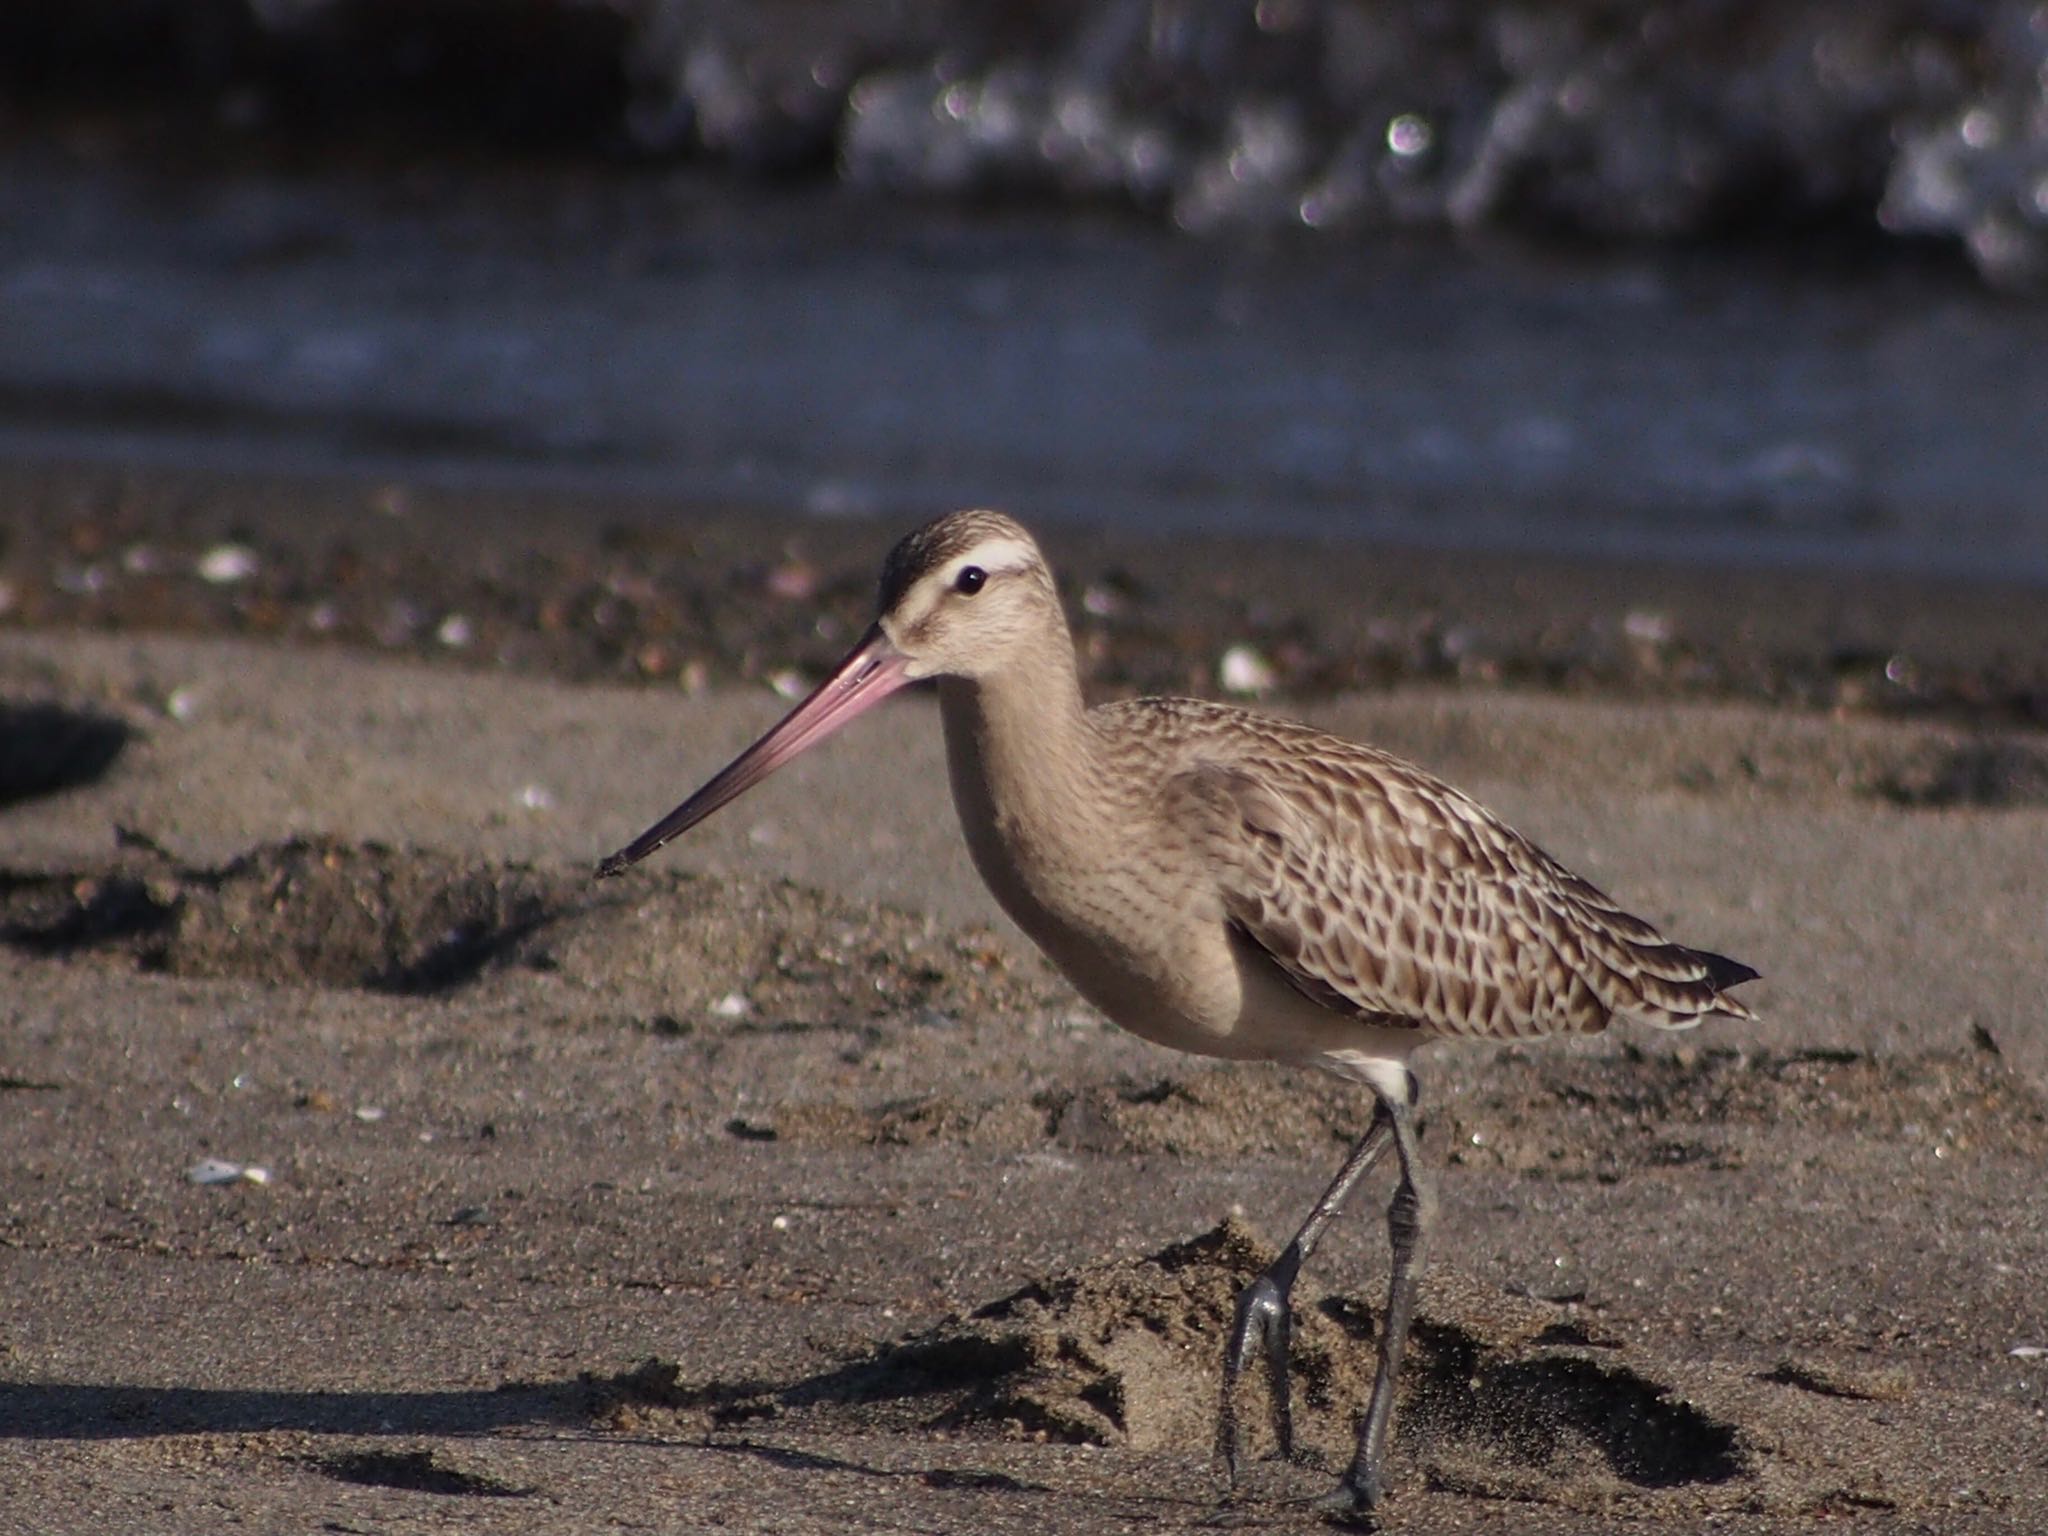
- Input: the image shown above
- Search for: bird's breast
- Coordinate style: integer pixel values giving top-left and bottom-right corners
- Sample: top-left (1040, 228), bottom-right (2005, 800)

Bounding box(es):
top-left (944, 743), bottom-right (1223, 1042)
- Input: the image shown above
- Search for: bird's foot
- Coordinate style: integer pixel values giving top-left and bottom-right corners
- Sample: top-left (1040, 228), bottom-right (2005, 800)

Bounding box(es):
top-left (1315, 1468), bottom-right (1387, 1530)
top-left (1216, 1269), bottom-right (1297, 1483)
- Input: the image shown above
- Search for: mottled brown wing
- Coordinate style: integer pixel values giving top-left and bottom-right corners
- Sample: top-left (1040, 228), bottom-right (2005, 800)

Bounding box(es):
top-left (1164, 739), bottom-right (1755, 1042)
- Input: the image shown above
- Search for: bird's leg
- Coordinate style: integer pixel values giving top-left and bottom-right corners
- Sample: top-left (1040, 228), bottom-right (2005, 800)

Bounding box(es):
top-left (1336, 1091), bottom-right (1434, 1513)
top-left (1218, 1104), bottom-right (1393, 1486)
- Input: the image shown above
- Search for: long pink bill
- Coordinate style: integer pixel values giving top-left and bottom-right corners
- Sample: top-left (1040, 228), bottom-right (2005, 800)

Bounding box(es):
top-left (595, 624), bottom-right (912, 879)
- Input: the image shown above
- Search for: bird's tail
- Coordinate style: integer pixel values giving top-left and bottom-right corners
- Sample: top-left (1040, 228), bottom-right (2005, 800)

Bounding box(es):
top-left (1628, 944), bottom-right (1761, 1029)
top-left (1696, 948), bottom-right (1760, 993)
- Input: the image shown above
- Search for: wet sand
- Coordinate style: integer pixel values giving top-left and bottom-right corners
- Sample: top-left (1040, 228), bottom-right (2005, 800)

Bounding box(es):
top-left (3, 462), bottom-right (2046, 1534)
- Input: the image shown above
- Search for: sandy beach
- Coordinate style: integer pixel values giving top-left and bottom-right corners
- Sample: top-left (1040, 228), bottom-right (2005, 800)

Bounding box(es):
top-left (3, 462), bottom-right (2046, 1534)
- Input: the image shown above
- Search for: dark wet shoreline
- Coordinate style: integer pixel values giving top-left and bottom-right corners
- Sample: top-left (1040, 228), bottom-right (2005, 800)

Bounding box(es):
top-left (6, 150), bottom-right (2045, 587)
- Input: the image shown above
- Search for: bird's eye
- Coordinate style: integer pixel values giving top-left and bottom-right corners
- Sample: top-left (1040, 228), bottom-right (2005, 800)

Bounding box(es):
top-left (953, 565), bottom-right (987, 596)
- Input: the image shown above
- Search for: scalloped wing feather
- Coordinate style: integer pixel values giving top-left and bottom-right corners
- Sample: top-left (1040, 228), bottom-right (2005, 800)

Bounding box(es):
top-left (1124, 699), bottom-right (1758, 1042)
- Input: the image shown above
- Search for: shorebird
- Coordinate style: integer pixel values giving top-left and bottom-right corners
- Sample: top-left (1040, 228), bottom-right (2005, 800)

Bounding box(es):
top-left (598, 509), bottom-right (1758, 1513)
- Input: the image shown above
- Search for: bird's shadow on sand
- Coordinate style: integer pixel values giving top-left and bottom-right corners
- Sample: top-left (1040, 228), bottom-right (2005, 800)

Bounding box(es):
top-left (0, 1377), bottom-right (592, 1441)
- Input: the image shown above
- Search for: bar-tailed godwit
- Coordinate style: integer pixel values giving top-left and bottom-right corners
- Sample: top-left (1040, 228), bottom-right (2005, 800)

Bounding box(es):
top-left (599, 509), bottom-right (1758, 1511)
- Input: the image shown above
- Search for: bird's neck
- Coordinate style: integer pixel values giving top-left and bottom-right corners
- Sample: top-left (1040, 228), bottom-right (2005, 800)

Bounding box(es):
top-left (937, 651), bottom-right (1101, 869)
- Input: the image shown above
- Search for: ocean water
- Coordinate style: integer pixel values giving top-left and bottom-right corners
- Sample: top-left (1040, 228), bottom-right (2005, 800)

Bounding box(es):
top-left (3, 157), bottom-right (2044, 583)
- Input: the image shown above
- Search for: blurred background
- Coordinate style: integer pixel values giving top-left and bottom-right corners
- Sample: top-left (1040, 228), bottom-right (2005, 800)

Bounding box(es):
top-left (2, 0), bottom-right (2047, 581)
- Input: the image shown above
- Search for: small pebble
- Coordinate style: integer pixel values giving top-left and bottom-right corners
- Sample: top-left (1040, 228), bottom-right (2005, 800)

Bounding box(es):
top-left (187, 1157), bottom-right (270, 1187)
top-left (435, 613), bottom-right (473, 648)
top-left (606, 570), bottom-right (658, 604)
top-left (1624, 609), bottom-right (1673, 645)
top-left (1218, 643), bottom-right (1276, 696)
top-left (1080, 582), bottom-right (1122, 617)
top-left (1439, 624), bottom-right (1479, 659)
top-left (711, 992), bottom-right (751, 1019)
top-left (196, 544), bottom-right (260, 584)
top-left (765, 561), bottom-right (818, 600)
top-left (518, 783), bottom-right (556, 811)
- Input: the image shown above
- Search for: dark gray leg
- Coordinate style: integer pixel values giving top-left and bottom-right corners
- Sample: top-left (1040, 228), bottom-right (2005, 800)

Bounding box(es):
top-left (1336, 1091), bottom-right (1434, 1512)
top-left (1217, 1100), bottom-right (1394, 1485)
